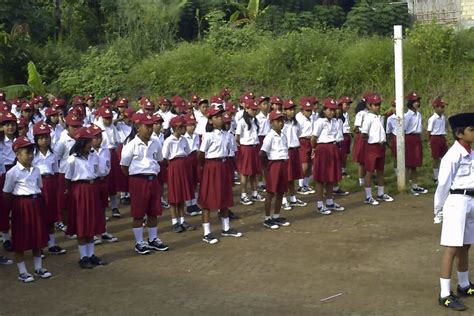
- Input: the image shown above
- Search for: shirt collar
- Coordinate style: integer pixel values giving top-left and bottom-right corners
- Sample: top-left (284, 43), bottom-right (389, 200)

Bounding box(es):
top-left (456, 140), bottom-right (472, 156)
top-left (16, 161), bottom-right (30, 171)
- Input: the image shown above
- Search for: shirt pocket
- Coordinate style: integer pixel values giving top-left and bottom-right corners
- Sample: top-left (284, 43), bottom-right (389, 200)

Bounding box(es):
top-left (458, 163), bottom-right (472, 177)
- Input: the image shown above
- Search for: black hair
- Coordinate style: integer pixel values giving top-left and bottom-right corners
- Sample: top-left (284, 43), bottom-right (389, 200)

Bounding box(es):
top-left (335, 110), bottom-right (345, 122)
top-left (355, 100), bottom-right (367, 114)
top-left (406, 100), bottom-right (417, 110)
top-left (453, 126), bottom-right (467, 140)
top-left (69, 138), bottom-right (91, 158)
top-left (0, 121), bottom-right (19, 142)
top-left (243, 111), bottom-right (259, 133)
top-left (125, 125), bottom-right (138, 144)
top-left (45, 115), bottom-right (58, 127)
top-left (33, 134), bottom-right (53, 155)
top-left (318, 107), bottom-right (329, 119)
top-left (205, 122), bottom-right (214, 132)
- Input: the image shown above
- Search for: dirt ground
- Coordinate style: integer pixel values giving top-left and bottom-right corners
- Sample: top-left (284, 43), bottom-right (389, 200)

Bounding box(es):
top-left (0, 189), bottom-right (468, 315)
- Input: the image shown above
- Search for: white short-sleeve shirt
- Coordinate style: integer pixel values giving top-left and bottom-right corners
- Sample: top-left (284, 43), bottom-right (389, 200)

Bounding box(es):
top-left (64, 152), bottom-right (99, 181)
top-left (183, 132), bottom-right (200, 153)
top-left (156, 110), bottom-right (177, 130)
top-left (120, 136), bottom-right (162, 175)
top-left (116, 122), bottom-right (132, 144)
top-left (312, 118), bottom-right (338, 143)
top-left (235, 118), bottom-right (259, 145)
top-left (361, 112), bottom-right (386, 144)
top-left (95, 147), bottom-right (111, 177)
top-left (386, 114), bottom-right (397, 135)
top-left (54, 130), bottom-right (76, 173)
top-left (162, 135), bottom-right (190, 160)
top-left (282, 121), bottom-right (301, 148)
top-left (3, 162), bottom-right (42, 195)
top-left (49, 124), bottom-right (64, 147)
top-left (194, 110), bottom-right (208, 136)
top-left (33, 150), bottom-right (59, 175)
top-left (199, 129), bottom-right (231, 159)
top-left (296, 112), bottom-right (313, 138)
top-left (335, 118), bottom-right (344, 143)
top-left (256, 112), bottom-right (271, 137)
top-left (427, 113), bottom-right (446, 135)
top-left (404, 109), bottom-right (422, 134)
top-left (261, 129), bottom-right (289, 160)
top-left (342, 112), bottom-right (351, 134)
top-left (1, 137), bottom-right (15, 166)
top-left (354, 109), bottom-right (368, 128)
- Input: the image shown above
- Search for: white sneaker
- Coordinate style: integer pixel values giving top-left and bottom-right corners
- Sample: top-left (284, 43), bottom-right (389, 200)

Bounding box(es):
top-left (94, 236), bottom-right (103, 245)
top-left (317, 206), bottom-right (332, 215)
top-left (282, 202), bottom-right (292, 211)
top-left (364, 197), bottom-right (380, 206)
top-left (376, 194), bottom-right (394, 202)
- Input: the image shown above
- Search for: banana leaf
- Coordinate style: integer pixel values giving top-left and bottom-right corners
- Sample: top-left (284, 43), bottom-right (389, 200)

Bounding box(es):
top-left (27, 61), bottom-right (45, 95)
top-left (0, 84), bottom-right (31, 98)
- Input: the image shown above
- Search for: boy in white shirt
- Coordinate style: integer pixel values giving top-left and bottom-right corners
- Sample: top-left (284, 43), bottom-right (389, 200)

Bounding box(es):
top-left (428, 97), bottom-right (449, 184)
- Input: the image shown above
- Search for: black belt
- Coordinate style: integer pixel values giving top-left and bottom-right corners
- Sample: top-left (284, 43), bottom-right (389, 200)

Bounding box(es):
top-left (207, 158), bottom-right (227, 162)
top-left (42, 174), bottom-right (54, 178)
top-left (131, 174), bottom-right (156, 180)
top-left (15, 194), bottom-right (41, 199)
top-left (450, 189), bottom-right (474, 197)
top-left (73, 179), bottom-right (96, 184)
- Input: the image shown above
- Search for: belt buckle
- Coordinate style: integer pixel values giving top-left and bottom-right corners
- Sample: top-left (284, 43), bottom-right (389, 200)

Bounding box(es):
top-left (89, 180), bottom-right (94, 184)
top-left (32, 194), bottom-right (38, 199)
top-left (147, 175), bottom-right (154, 181)
top-left (222, 158), bottom-right (226, 162)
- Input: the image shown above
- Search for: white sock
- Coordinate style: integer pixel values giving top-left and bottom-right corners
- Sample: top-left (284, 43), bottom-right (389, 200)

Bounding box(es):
top-left (265, 216), bottom-right (271, 220)
top-left (333, 186), bottom-right (340, 191)
top-left (2, 232), bottom-right (10, 241)
top-left (433, 168), bottom-right (439, 180)
top-left (458, 271), bottom-right (470, 288)
top-left (365, 187), bottom-right (372, 199)
top-left (86, 243), bottom-right (94, 257)
top-left (179, 217), bottom-right (185, 224)
top-left (133, 227), bottom-right (144, 244)
top-left (17, 261), bottom-right (27, 274)
top-left (304, 177), bottom-right (310, 187)
top-left (171, 218), bottom-right (178, 225)
top-left (411, 182), bottom-right (418, 189)
top-left (185, 200), bottom-right (192, 207)
top-left (282, 197), bottom-right (288, 204)
top-left (377, 186), bottom-right (384, 196)
top-left (326, 198), bottom-right (334, 205)
top-left (440, 278), bottom-right (451, 298)
top-left (203, 222), bottom-right (211, 236)
top-left (148, 227), bottom-right (158, 241)
top-left (289, 195), bottom-right (297, 203)
top-left (358, 178), bottom-right (364, 186)
top-left (258, 181), bottom-right (263, 186)
top-left (298, 179), bottom-right (304, 187)
top-left (317, 201), bottom-right (324, 208)
top-left (192, 198), bottom-right (197, 205)
top-left (252, 190), bottom-right (258, 197)
top-left (241, 193), bottom-right (247, 199)
top-left (110, 195), bottom-right (119, 209)
top-left (342, 167), bottom-right (346, 173)
top-left (48, 234), bottom-right (56, 248)
top-left (78, 245), bottom-right (87, 259)
top-left (272, 213), bottom-right (280, 219)
top-left (33, 256), bottom-right (42, 270)
top-left (221, 217), bottom-right (230, 231)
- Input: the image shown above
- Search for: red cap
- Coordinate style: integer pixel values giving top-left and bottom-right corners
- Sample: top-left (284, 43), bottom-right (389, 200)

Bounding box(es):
top-left (210, 96), bottom-right (223, 104)
top-left (20, 103), bottom-right (33, 111)
top-left (322, 98), bottom-right (338, 109)
top-left (220, 88), bottom-right (231, 97)
top-left (366, 94), bottom-right (383, 105)
top-left (239, 93), bottom-right (254, 103)
top-left (300, 97), bottom-right (313, 111)
top-left (223, 112), bottom-right (233, 123)
top-left (268, 110), bottom-right (285, 121)
top-left (87, 124), bottom-right (103, 137)
top-left (12, 136), bottom-right (34, 152)
top-left (432, 98), bottom-right (446, 107)
top-left (151, 114), bottom-right (164, 124)
top-left (123, 108), bottom-right (135, 118)
top-left (0, 101), bottom-right (11, 112)
top-left (44, 107), bottom-right (58, 117)
top-left (85, 94), bottom-right (94, 101)
top-left (207, 103), bottom-right (225, 117)
top-left (65, 113), bottom-right (83, 127)
top-left (0, 111), bottom-right (17, 123)
top-left (17, 117), bottom-right (28, 128)
top-left (269, 96), bottom-right (282, 105)
top-left (133, 113), bottom-right (154, 125)
top-left (170, 115), bottom-right (186, 128)
top-left (98, 97), bottom-right (113, 107)
top-left (198, 98), bottom-right (209, 105)
top-left (337, 96), bottom-right (353, 105)
top-left (141, 100), bottom-right (154, 110)
top-left (225, 102), bottom-right (237, 113)
top-left (243, 99), bottom-right (258, 110)
top-left (139, 97), bottom-right (150, 105)
top-left (33, 122), bottom-right (51, 136)
top-left (159, 97), bottom-right (171, 106)
top-left (96, 107), bottom-right (113, 119)
top-left (116, 98), bottom-right (128, 107)
top-left (37, 95), bottom-right (44, 102)
top-left (309, 96), bottom-right (319, 104)
top-left (406, 91), bottom-right (421, 101)
top-left (362, 91), bottom-right (375, 101)
top-left (72, 96), bottom-right (85, 106)
top-left (52, 98), bottom-right (66, 108)
top-left (171, 95), bottom-right (183, 105)
top-left (74, 127), bottom-right (96, 140)
top-left (0, 91), bottom-right (5, 101)
top-left (30, 97), bottom-right (39, 104)
top-left (283, 99), bottom-right (296, 109)
top-left (184, 113), bottom-right (197, 126)
top-left (257, 96), bottom-right (270, 104)
top-left (191, 95), bottom-right (200, 103)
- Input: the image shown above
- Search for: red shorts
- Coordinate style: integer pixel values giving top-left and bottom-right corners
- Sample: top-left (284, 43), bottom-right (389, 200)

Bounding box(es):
top-left (298, 138), bottom-right (312, 164)
top-left (405, 134), bottom-right (423, 168)
top-left (429, 135), bottom-right (448, 159)
top-left (57, 173), bottom-right (68, 217)
top-left (107, 148), bottom-right (120, 195)
top-left (288, 147), bottom-right (303, 181)
top-left (158, 161), bottom-right (168, 184)
top-left (187, 151), bottom-right (200, 187)
top-left (66, 181), bottom-right (105, 238)
top-left (0, 174), bottom-right (10, 231)
top-left (265, 160), bottom-right (289, 194)
top-left (312, 143), bottom-right (341, 183)
top-left (341, 133), bottom-right (351, 155)
top-left (167, 157), bottom-right (194, 204)
top-left (11, 195), bottom-right (48, 251)
top-left (364, 143), bottom-right (386, 173)
top-left (237, 145), bottom-right (261, 176)
top-left (129, 175), bottom-right (162, 218)
top-left (97, 178), bottom-right (109, 210)
top-left (41, 175), bottom-right (59, 225)
top-left (198, 159), bottom-right (233, 210)
top-left (115, 144), bottom-right (129, 192)
top-left (352, 133), bottom-right (367, 164)
top-left (390, 136), bottom-right (397, 158)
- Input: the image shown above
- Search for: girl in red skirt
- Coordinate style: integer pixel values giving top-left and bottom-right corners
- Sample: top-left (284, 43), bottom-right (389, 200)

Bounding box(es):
top-left (311, 98), bottom-right (345, 215)
top-left (338, 96), bottom-right (353, 176)
top-left (151, 113), bottom-right (170, 209)
top-left (3, 136), bottom-right (52, 282)
top-left (296, 97), bottom-right (316, 195)
top-left (235, 99), bottom-right (264, 205)
top-left (183, 113), bottom-right (202, 217)
top-left (260, 110), bottom-right (291, 230)
top-left (44, 107), bottom-right (64, 147)
top-left (116, 107), bottom-right (135, 204)
top-left (332, 102), bottom-right (349, 197)
top-left (198, 104), bottom-right (243, 244)
top-left (404, 92), bottom-right (428, 195)
top-left (427, 97), bottom-right (449, 183)
top-left (223, 112), bottom-right (239, 220)
top-left (32, 122), bottom-right (67, 255)
top-left (282, 99), bottom-right (307, 209)
top-left (256, 96), bottom-right (271, 191)
top-left (163, 115), bottom-right (196, 233)
top-left (65, 127), bottom-right (107, 269)
top-left (352, 95), bottom-right (370, 186)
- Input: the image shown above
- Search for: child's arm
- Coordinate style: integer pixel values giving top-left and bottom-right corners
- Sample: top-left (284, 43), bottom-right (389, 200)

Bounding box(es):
top-left (434, 155), bottom-right (460, 212)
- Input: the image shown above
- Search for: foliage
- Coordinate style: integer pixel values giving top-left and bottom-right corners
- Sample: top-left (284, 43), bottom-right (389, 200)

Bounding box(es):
top-left (27, 61), bottom-right (45, 95)
top-left (228, 0), bottom-right (270, 26)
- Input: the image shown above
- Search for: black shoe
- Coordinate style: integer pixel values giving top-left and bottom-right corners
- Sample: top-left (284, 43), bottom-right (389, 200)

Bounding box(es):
top-left (439, 292), bottom-right (467, 311)
top-left (333, 188), bottom-right (349, 196)
top-left (181, 221), bottom-right (196, 231)
top-left (79, 257), bottom-right (93, 269)
top-left (172, 222), bottom-right (185, 233)
top-left (112, 208), bottom-right (121, 218)
top-left (89, 255), bottom-right (107, 266)
top-left (120, 197), bottom-right (130, 205)
top-left (458, 282), bottom-right (474, 296)
top-left (148, 238), bottom-right (169, 251)
top-left (229, 210), bottom-right (240, 220)
top-left (3, 240), bottom-right (12, 252)
top-left (135, 242), bottom-right (151, 255)
top-left (221, 227), bottom-right (243, 237)
top-left (263, 218), bottom-right (279, 229)
top-left (203, 233), bottom-right (219, 244)
top-left (48, 245), bottom-right (67, 255)
top-left (273, 217), bottom-right (290, 227)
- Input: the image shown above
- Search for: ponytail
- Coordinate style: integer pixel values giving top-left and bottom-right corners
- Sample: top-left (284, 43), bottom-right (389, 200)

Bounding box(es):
top-left (243, 111), bottom-right (259, 133)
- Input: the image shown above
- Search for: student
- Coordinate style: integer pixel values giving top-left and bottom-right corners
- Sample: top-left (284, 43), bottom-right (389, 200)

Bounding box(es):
top-left (156, 97), bottom-right (176, 137)
top-left (404, 92), bottom-right (428, 195)
top-left (183, 113), bottom-right (202, 217)
top-left (84, 94), bottom-right (96, 126)
top-left (235, 99), bottom-right (265, 205)
top-left (434, 112), bottom-right (474, 311)
top-left (3, 136), bottom-right (52, 282)
top-left (296, 97), bottom-right (316, 195)
top-left (31, 97), bottom-right (45, 123)
top-left (360, 94), bottom-right (394, 205)
top-left (194, 99), bottom-right (210, 137)
top-left (338, 96), bottom-right (353, 176)
top-left (269, 96), bottom-right (283, 112)
top-left (260, 110), bottom-right (291, 230)
top-left (311, 98), bottom-right (345, 215)
top-left (352, 95), bottom-right (370, 186)
top-left (65, 127), bottom-right (107, 268)
top-left (120, 113), bottom-right (169, 255)
top-left (44, 107), bottom-right (64, 147)
top-left (198, 104), bottom-right (243, 244)
top-left (428, 97), bottom-right (449, 184)
top-left (333, 101), bottom-right (349, 197)
top-left (116, 107), bottom-right (135, 204)
top-left (256, 96), bottom-right (271, 192)
top-left (222, 112), bottom-right (240, 220)
top-left (31, 122), bottom-right (67, 255)
top-left (0, 122), bottom-right (13, 265)
top-left (385, 100), bottom-right (398, 171)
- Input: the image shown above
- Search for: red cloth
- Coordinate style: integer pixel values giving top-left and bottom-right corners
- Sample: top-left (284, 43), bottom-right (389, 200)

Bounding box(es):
top-left (341, 133), bottom-right (351, 155)
top-left (107, 148), bottom-right (120, 195)
top-left (265, 160), bottom-right (289, 194)
top-left (129, 176), bottom-right (162, 218)
top-left (0, 174), bottom-right (10, 231)
top-left (187, 151), bottom-right (200, 187)
top-left (66, 181), bottom-right (105, 238)
top-left (237, 145), bottom-right (261, 176)
top-left (157, 161), bottom-right (168, 184)
top-left (41, 175), bottom-right (59, 225)
top-left (364, 143), bottom-right (386, 172)
top-left (11, 196), bottom-right (48, 251)
top-left (429, 135), bottom-right (448, 159)
top-left (312, 143), bottom-right (341, 183)
top-left (167, 157), bottom-right (194, 204)
top-left (97, 178), bottom-right (109, 209)
top-left (56, 173), bottom-right (67, 220)
top-left (390, 137), bottom-right (397, 158)
top-left (287, 147), bottom-right (303, 181)
top-left (198, 159), bottom-right (233, 210)
top-left (405, 134), bottom-right (423, 168)
top-left (352, 133), bottom-right (367, 164)
top-left (298, 138), bottom-right (312, 164)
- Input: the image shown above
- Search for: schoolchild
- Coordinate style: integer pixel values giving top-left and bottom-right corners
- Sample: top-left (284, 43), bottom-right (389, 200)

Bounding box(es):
top-left (84, 94), bottom-right (96, 126)
top-left (352, 93), bottom-right (371, 186)
top-left (435, 112), bottom-right (474, 311)
top-left (44, 107), bottom-right (64, 146)
top-left (428, 97), bottom-right (449, 184)
top-left (17, 117), bottom-right (32, 141)
top-left (183, 113), bottom-right (202, 217)
top-left (222, 112), bottom-right (239, 220)
top-left (385, 100), bottom-right (398, 171)
top-left (120, 113), bottom-right (169, 255)
top-left (296, 97), bottom-right (316, 195)
top-left (236, 93), bottom-right (255, 123)
top-left (0, 139), bottom-right (13, 265)
top-left (194, 98), bottom-right (210, 137)
top-left (156, 97), bottom-right (176, 137)
top-left (116, 107), bottom-right (135, 204)
top-left (151, 113), bottom-right (170, 209)
top-left (338, 96), bottom-right (353, 177)
top-left (260, 110), bottom-right (291, 230)
top-left (269, 96), bottom-right (283, 112)
top-left (332, 101), bottom-right (349, 197)
top-left (256, 96), bottom-right (271, 191)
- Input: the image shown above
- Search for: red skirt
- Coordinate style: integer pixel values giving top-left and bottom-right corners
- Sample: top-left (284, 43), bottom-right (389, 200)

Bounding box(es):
top-left (258, 135), bottom-right (265, 151)
top-left (158, 161), bottom-right (168, 184)
top-left (0, 174), bottom-right (10, 231)
top-left (341, 133), bottom-right (351, 155)
top-left (237, 145), bottom-right (261, 176)
top-left (405, 134), bottom-right (423, 168)
top-left (107, 148), bottom-right (120, 195)
top-left (57, 173), bottom-right (68, 218)
top-left (129, 175), bottom-right (162, 218)
top-left (41, 175), bottom-right (59, 225)
top-left (390, 136), bottom-right (397, 158)
top-left (265, 160), bottom-right (289, 194)
top-left (312, 143), bottom-right (341, 183)
top-left (167, 157), bottom-right (194, 204)
top-left (11, 196), bottom-right (48, 251)
top-left (364, 143), bottom-right (386, 172)
top-left (187, 151), bottom-right (200, 187)
top-left (352, 133), bottom-right (367, 164)
top-left (199, 159), bottom-right (233, 210)
top-left (288, 147), bottom-right (303, 181)
top-left (66, 181), bottom-right (105, 238)
top-left (429, 135), bottom-right (448, 159)
top-left (298, 138), bottom-right (312, 164)
top-left (97, 178), bottom-right (109, 210)
top-left (115, 144), bottom-right (129, 192)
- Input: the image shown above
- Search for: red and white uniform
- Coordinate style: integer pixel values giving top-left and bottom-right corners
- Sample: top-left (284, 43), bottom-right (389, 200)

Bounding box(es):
top-left (49, 124), bottom-right (64, 147)
top-left (261, 129), bottom-right (289, 194)
top-left (53, 130), bottom-right (76, 213)
top-left (95, 119), bottom-right (121, 195)
top-left (235, 117), bottom-right (261, 176)
top-left (194, 110), bottom-right (208, 136)
top-left (283, 121), bottom-right (303, 181)
top-left (361, 113), bottom-right (386, 172)
top-left (95, 146), bottom-right (111, 209)
top-left (156, 110), bottom-right (176, 131)
top-left (33, 150), bottom-right (59, 225)
top-left (427, 113), bottom-right (448, 159)
top-left (184, 131), bottom-right (200, 186)
top-left (312, 118), bottom-right (341, 183)
top-left (256, 112), bottom-right (271, 144)
top-left (352, 109), bottom-right (368, 164)
top-left (404, 109), bottom-right (423, 167)
top-left (296, 112), bottom-right (313, 164)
